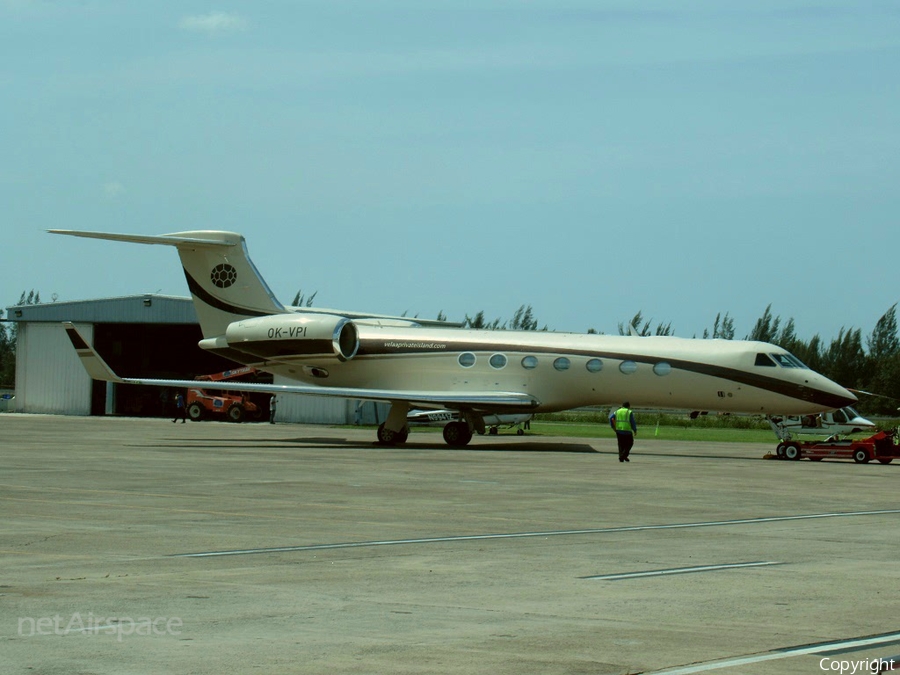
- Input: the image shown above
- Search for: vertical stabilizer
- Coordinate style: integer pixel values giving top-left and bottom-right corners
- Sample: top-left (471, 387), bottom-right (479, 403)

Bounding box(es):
top-left (49, 230), bottom-right (285, 338)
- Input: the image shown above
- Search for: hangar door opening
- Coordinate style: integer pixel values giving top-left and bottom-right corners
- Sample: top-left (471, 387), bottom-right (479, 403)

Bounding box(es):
top-left (90, 323), bottom-right (256, 418)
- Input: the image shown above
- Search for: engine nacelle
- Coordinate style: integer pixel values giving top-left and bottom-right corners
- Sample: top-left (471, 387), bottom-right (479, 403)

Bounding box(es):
top-left (224, 313), bottom-right (359, 362)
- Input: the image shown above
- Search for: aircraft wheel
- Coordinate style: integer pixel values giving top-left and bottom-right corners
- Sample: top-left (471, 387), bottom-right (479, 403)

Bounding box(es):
top-left (517, 428), bottom-right (524, 436)
top-left (489, 427), bottom-right (498, 436)
top-left (784, 443), bottom-right (801, 461)
top-left (396, 426), bottom-right (409, 444)
top-left (377, 423), bottom-right (402, 445)
top-left (877, 458), bottom-right (893, 464)
top-left (187, 403), bottom-right (204, 421)
top-left (227, 404), bottom-right (245, 423)
top-left (775, 443), bottom-right (786, 459)
top-left (853, 448), bottom-right (870, 464)
top-left (443, 421), bottom-right (472, 447)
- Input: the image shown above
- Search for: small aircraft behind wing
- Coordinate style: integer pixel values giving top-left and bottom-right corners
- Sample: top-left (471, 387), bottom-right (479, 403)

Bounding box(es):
top-left (51, 229), bottom-right (858, 447)
top-left (407, 409), bottom-right (532, 436)
top-left (768, 407), bottom-right (876, 442)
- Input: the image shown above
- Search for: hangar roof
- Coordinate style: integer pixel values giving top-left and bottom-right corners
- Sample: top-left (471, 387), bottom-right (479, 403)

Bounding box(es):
top-left (4, 294), bottom-right (197, 324)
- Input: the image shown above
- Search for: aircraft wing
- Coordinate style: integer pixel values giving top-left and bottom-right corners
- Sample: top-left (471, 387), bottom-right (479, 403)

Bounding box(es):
top-left (63, 323), bottom-right (538, 411)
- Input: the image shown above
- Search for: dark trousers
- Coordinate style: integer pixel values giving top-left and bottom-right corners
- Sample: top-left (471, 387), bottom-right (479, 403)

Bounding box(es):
top-left (616, 432), bottom-right (634, 460)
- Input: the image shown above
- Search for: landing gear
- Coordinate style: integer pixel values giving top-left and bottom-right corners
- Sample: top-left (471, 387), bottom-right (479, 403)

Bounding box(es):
top-left (377, 423), bottom-right (409, 445)
top-left (443, 421), bottom-right (473, 447)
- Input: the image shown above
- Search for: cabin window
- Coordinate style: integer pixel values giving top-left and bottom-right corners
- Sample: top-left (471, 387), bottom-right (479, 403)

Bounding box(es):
top-left (833, 409), bottom-right (848, 424)
top-left (755, 353), bottom-right (776, 367)
top-left (586, 358), bottom-right (603, 373)
top-left (458, 352), bottom-right (476, 368)
top-left (553, 357), bottom-right (570, 371)
top-left (619, 360), bottom-right (637, 374)
top-left (489, 353), bottom-right (507, 369)
top-left (653, 362), bottom-right (671, 376)
top-left (521, 355), bottom-right (538, 369)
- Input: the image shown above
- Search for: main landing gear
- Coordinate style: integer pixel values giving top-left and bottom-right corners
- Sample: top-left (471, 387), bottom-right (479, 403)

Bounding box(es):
top-left (442, 421), bottom-right (473, 447)
top-left (376, 402), bottom-right (480, 447)
top-left (377, 423), bottom-right (409, 445)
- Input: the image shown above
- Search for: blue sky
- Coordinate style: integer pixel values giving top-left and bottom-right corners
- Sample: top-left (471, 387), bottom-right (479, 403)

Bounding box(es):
top-left (3, 1), bottom-right (899, 341)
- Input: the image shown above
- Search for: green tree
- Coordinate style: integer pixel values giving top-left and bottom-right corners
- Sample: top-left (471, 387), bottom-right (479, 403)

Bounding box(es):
top-left (618, 311), bottom-right (673, 336)
top-left (702, 312), bottom-right (735, 340)
top-left (821, 327), bottom-right (866, 391)
top-left (862, 304), bottom-right (900, 413)
top-left (508, 304), bottom-right (546, 331)
top-left (0, 312), bottom-right (14, 387)
top-left (290, 290), bottom-right (317, 307)
top-left (746, 304), bottom-right (780, 343)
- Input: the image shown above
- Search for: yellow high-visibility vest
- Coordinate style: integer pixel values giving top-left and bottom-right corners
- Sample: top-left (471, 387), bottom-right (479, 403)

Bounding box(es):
top-left (615, 407), bottom-right (633, 432)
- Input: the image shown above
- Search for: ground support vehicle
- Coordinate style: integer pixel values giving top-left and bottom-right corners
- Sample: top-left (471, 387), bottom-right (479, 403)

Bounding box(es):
top-left (775, 429), bottom-right (899, 464)
top-left (185, 367), bottom-right (262, 423)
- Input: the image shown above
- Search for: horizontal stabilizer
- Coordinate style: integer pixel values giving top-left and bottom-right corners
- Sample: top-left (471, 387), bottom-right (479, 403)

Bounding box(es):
top-left (49, 230), bottom-right (239, 248)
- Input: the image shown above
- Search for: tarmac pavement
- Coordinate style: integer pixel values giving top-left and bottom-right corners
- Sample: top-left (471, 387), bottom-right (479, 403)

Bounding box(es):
top-left (1, 414), bottom-right (898, 674)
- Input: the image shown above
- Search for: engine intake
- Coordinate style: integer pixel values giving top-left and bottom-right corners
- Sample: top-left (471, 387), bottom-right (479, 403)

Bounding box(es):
top-left (224, 313), bottom-right (359, 362)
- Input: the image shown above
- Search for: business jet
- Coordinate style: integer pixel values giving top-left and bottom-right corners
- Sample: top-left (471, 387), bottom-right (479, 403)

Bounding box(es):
top-left (52, 229), bottom-right (858, 447)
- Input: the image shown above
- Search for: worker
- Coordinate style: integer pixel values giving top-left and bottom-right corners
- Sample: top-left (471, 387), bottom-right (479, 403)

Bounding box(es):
top-left (609, 402), bottom-right (637, 462)
top-left (172, 392), bottom-right (187, 423)
top-left (269, 394), bottom-right (277, 424)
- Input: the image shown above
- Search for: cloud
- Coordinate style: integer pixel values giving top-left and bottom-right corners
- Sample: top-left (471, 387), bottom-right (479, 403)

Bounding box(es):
top-left (178, 12), bottom-right (247, 35)
top-left (103, 182), bottom-right (126, 200)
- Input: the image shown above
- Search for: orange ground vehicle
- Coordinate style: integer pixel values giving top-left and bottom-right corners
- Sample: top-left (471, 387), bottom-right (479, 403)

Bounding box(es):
top-left (185, 366), bottom-right (261, 423)
top-left (777, 428), bottom-right (899, 464)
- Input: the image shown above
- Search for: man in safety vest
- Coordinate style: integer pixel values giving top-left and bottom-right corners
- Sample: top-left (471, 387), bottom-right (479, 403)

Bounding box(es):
top-left (609, 402), bottom-right (637, 462)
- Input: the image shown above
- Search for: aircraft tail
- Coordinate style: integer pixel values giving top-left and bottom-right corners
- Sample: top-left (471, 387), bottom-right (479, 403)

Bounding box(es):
top-left (50, 230), bottom-right (284, 338)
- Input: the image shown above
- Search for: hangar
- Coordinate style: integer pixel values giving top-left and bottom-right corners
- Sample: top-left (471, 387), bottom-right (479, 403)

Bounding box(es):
top-left (4, 294), bottom-right (384, 424)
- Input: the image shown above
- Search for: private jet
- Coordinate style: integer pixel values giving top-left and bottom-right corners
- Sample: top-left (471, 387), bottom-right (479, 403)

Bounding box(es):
top-left (52, 229), bottom-right (858, 447)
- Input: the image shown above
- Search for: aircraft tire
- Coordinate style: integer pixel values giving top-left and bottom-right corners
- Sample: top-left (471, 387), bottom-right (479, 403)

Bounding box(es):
top-left (187, 403), bottom-right (204, 421)
top-left (443, 421), bottom-right (472, 447)
top-left (517, 428), bottom-right (524, 436)
top-left (376, 423), bottom-right (409, 445)
top-left (784, 443), bottom-right (801, 461)
top-left (227, 404), bottom-right (245, 423)
top-left (877, 458), bottom-right (893, 464)
top-left (853, 448), bottom-right (870, 464)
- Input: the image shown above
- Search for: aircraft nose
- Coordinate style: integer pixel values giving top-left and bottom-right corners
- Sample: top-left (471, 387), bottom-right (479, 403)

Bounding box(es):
top-left (819, 379), bottom-right (858, 409)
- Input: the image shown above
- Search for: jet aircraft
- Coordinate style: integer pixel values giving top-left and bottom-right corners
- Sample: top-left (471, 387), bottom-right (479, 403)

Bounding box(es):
top-left (52, 229), bottom-right (858, 447)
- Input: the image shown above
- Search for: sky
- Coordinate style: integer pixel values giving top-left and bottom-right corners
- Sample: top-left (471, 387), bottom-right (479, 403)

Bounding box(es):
top-left (2, 0), bottom-right (899, 341)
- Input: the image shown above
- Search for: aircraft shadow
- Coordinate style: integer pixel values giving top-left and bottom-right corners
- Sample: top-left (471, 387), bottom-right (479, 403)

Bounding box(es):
top-left (272, 437), bottom-right (601, 453)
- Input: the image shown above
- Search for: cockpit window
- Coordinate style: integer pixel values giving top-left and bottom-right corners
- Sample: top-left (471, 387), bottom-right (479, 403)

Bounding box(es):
top-left (755, 353), bottom-right (776, 367)
top-left (769, 353), bottom-right (809, 369)
top-left (833, 409), bottom-right (848, 424)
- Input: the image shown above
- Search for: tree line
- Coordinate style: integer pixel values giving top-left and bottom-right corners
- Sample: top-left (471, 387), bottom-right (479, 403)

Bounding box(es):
top-left (2, 292), bottom-right (898, 414)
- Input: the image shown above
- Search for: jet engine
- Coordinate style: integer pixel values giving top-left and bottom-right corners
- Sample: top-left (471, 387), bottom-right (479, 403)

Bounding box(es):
top-left (222, 313), bottom-right (359, 362)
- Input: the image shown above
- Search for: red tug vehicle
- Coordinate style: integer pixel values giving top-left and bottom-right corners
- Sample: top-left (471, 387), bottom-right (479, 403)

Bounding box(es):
top-left (776, 428), bottom-right (900, 464)
top-left (185, 366), bottom-right (262, 423)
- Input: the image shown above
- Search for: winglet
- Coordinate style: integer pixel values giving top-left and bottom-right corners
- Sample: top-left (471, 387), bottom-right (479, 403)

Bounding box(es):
top-left (63, 322), bottom-right (123, 383)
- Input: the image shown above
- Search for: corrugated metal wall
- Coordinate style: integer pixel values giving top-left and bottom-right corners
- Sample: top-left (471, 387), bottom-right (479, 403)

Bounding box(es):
top-left (271, 376), bottom-right (390, 425)
top-left (16, 322), bottom-right (93, 415)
